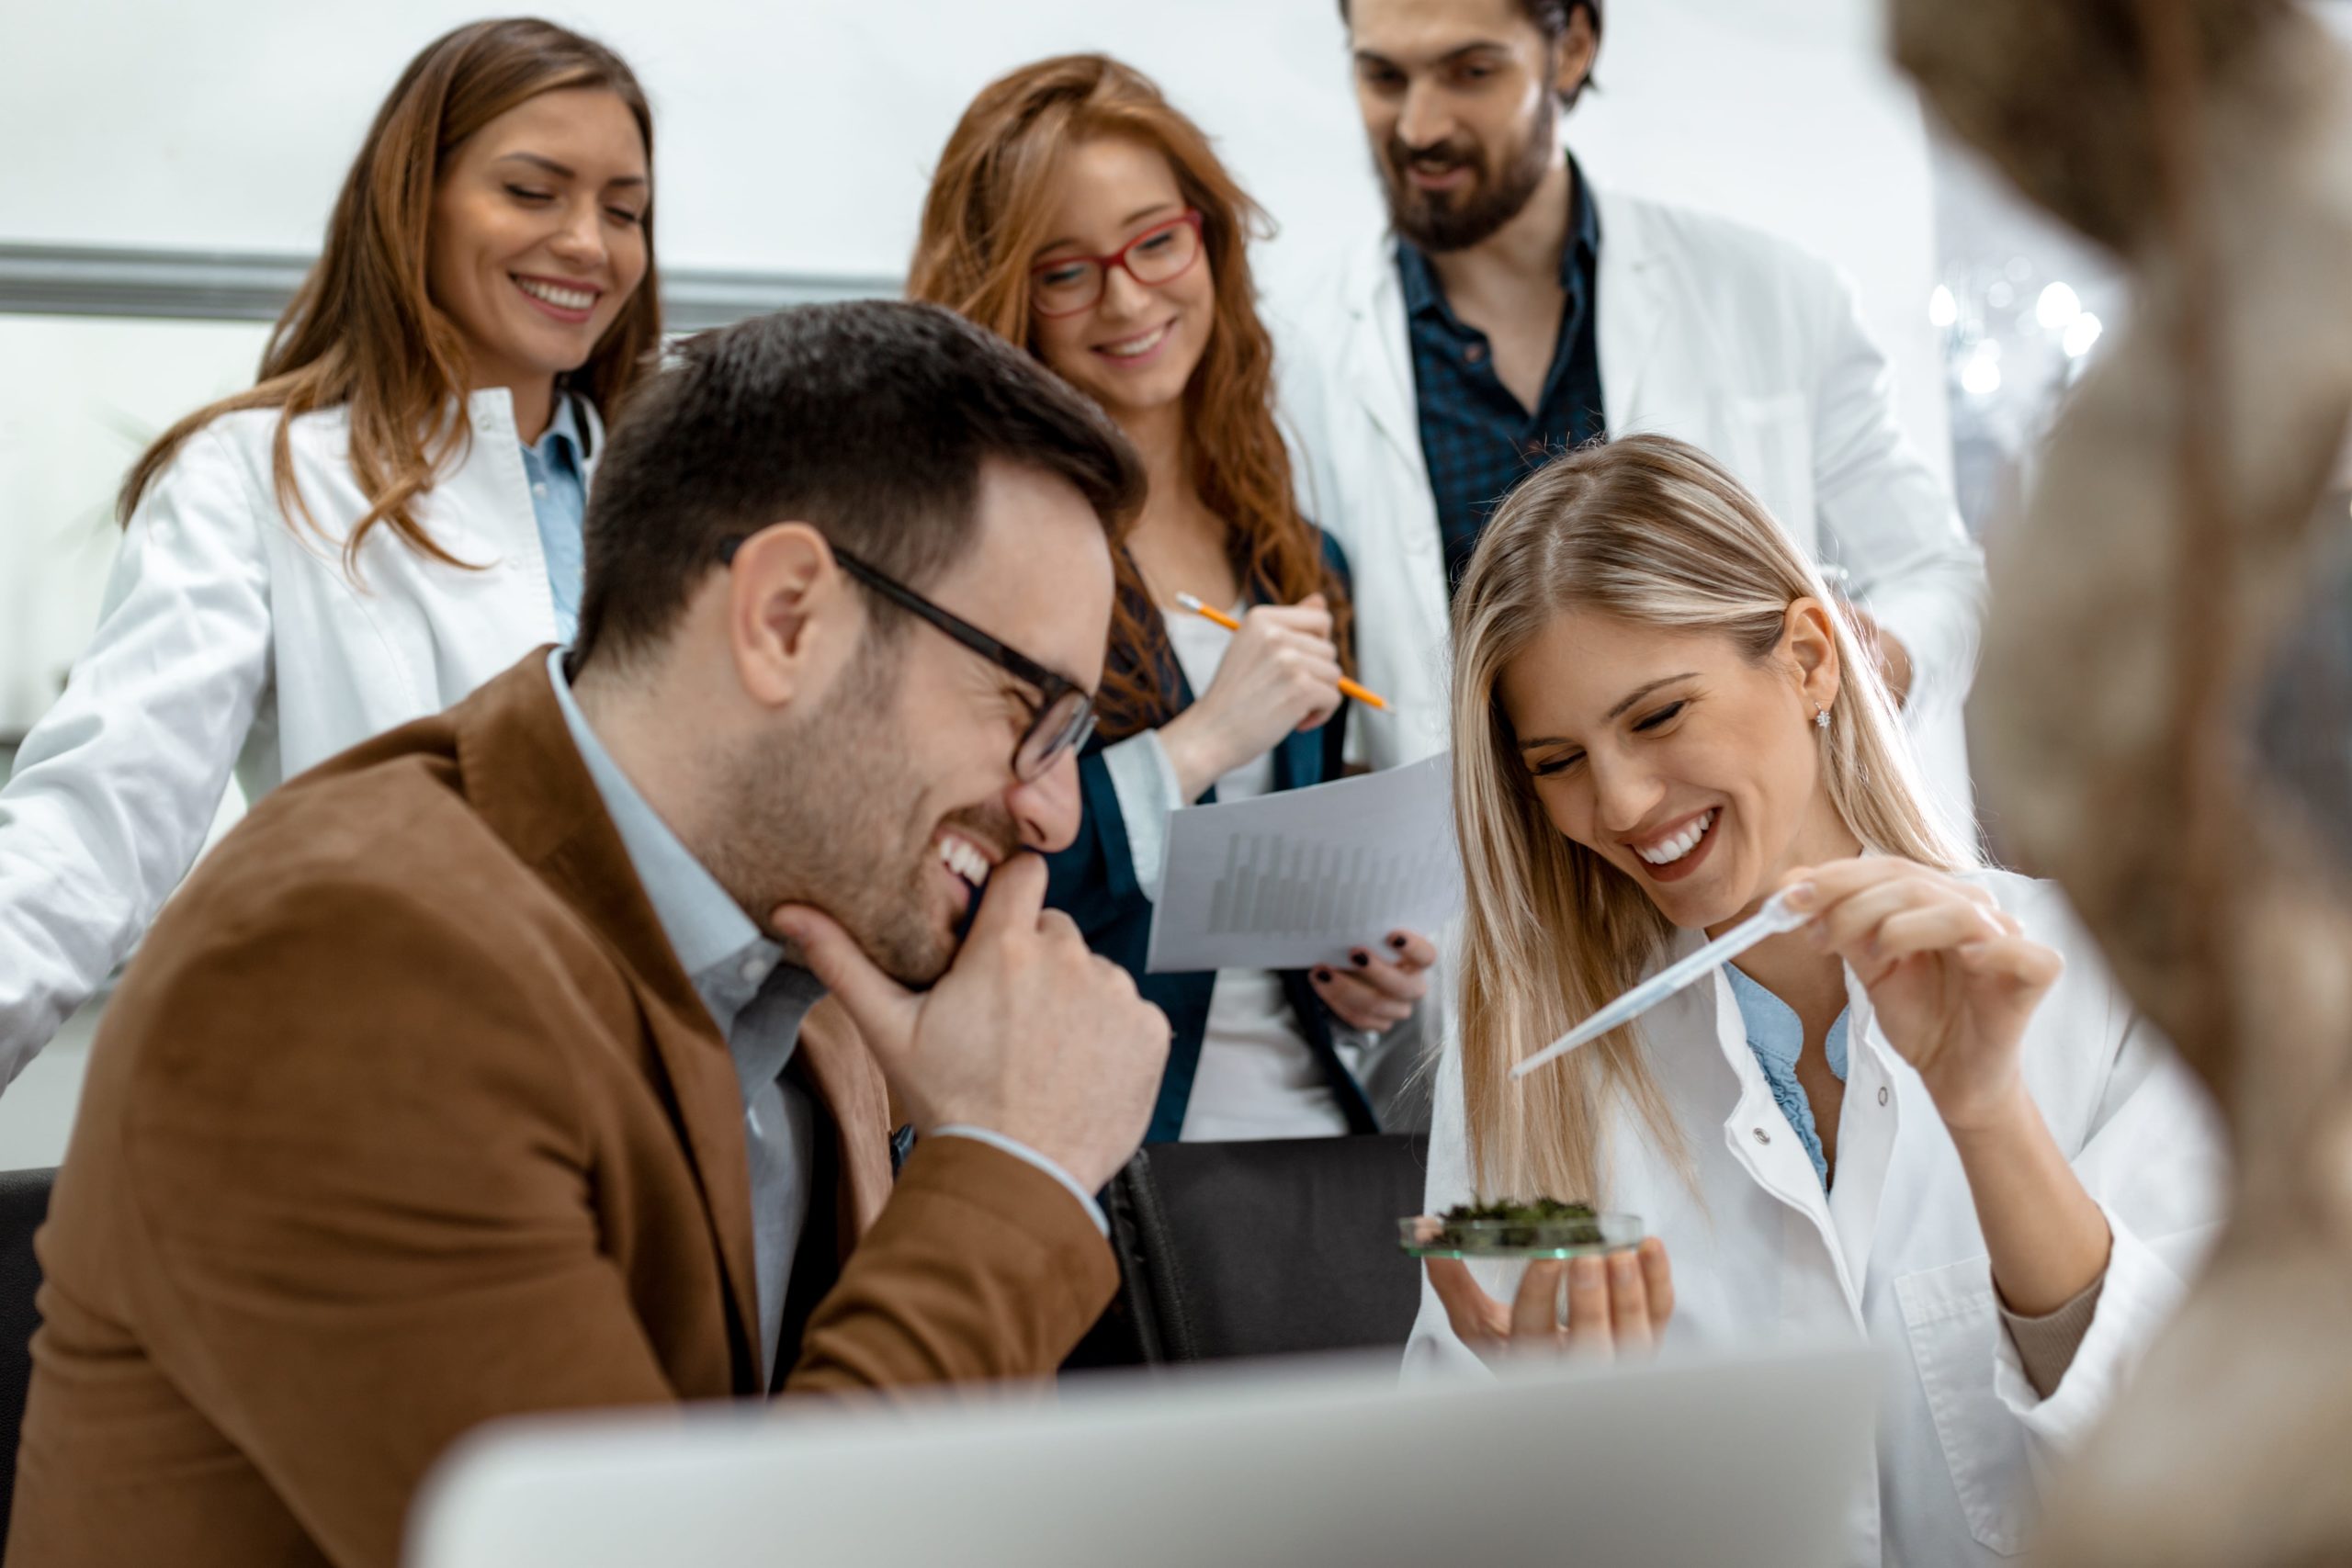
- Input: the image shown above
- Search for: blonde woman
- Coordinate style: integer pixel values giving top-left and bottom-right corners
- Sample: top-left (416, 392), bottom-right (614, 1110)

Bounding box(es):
top-left (1411, 434), bottom-right (2223, 1566)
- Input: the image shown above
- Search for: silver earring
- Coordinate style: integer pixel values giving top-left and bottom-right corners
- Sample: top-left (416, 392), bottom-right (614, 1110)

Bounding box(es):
top-left (1814, 705), bottom-right (1831, 730)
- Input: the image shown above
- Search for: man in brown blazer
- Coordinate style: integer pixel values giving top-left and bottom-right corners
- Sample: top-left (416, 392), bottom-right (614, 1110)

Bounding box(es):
top-left (6, 302), bottom-right (1172, 1568)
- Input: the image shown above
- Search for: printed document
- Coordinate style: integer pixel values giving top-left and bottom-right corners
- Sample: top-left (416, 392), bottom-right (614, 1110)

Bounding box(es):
top-left (1145, 755), bottom-right (1462, 973)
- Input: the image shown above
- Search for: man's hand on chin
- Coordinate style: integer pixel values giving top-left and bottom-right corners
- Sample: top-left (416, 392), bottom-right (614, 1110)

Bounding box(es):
top-left (773, 853), bottom-right (1170, 1193)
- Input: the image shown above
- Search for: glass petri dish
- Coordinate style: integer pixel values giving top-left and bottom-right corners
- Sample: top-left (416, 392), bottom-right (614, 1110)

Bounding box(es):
top-left (1398, 1212), bottom-right (1644, 1260)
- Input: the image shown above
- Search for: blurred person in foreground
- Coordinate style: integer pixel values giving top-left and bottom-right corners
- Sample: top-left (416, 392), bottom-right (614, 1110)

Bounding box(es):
top-left (6, 302), bottom-right (1170, 1568)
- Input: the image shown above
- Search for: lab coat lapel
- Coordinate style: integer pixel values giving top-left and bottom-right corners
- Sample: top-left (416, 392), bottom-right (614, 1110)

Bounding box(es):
top-left (1702, 962), bottom-right (1867, 1324)
top-left (1342, 239), bottom-right (1433, 480)
top-left (1826, 975), bottom-right (1901, 1303)
top-left (1593, 187), bottom-right (1672, 440)
top-left (1339, 233), bottom-right (1454, 752)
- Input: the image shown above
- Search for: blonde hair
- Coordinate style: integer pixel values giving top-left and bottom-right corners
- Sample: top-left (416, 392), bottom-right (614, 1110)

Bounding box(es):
top-left (1449, 434), bottom-right (1974, 1202)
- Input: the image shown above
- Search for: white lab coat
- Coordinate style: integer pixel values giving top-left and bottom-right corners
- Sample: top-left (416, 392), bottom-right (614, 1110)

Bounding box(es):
top-left (1276, 184), bottom-right (1987, 834)
top-left (1408, 869), bottom-right (2227, 1565)
top-left (0, 389), bottom-right (592, 1083)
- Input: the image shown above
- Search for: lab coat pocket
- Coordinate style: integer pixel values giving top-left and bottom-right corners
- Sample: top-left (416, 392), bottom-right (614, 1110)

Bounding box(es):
top-left (1895, 1256), bottom-right (2035, 1557)
top-left (1719, 392), bottom-right (1817, 552)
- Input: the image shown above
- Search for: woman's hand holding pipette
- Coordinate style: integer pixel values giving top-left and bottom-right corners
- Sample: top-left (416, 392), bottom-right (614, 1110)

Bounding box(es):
top-left (1786, 859), bottom-right (2109, 1318)
top-left (1426, 1239), bottom-right (1675, 1365)
top-left (1782, 859), bottom-right (2064, 1134)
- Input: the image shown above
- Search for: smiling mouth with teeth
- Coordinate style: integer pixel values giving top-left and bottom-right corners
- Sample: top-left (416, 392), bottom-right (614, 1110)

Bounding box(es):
top-left (514, 276), bottom-right (599, 311)
top-left (935, 832), bottom-right (994, 893)
top-left (1098, 322), bottom-right (1172, 358)
top-left (1634, 808), bottom-right (1718, 868)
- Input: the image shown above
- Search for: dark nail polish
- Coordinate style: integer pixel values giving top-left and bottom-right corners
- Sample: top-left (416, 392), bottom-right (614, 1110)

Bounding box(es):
top-left (1387, 934), bottom-right (1408, 950)
top-left (1315, 968), bottom-right (1333, 983)
top-left (1351, 950), bottom-right (1370, 966)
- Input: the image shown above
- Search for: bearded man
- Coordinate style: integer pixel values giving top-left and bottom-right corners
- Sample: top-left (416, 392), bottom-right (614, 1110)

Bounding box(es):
top-left (1284, 0), bottom-right (1985, 833)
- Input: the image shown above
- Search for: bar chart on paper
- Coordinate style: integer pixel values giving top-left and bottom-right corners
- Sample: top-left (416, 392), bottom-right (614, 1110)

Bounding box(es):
top-left (1147, 755), bottom-right (1463, 973)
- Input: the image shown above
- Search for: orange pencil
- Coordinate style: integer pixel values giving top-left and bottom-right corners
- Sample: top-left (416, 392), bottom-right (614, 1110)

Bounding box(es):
top-left (1173, 592), bottom-right (1388, 711)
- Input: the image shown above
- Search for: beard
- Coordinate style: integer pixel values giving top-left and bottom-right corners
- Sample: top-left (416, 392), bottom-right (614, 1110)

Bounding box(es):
top-left (704, 649), bottom-right (1020, 989)
top-left (1378, 96), bottom-right (1559, 254)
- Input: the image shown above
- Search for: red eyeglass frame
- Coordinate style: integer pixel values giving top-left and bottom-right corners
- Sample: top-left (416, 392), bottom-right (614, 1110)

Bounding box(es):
top-left (1027, 209), bottom-right (1206, 320)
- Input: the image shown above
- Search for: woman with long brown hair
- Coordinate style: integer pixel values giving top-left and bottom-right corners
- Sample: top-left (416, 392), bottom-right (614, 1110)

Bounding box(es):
top-left (0, 18), bottom-right (660, 1083)
top-left (910, 54), bottom-right (1434, 1141)
top-left (1412, 434), bottom-right (2221, 1566)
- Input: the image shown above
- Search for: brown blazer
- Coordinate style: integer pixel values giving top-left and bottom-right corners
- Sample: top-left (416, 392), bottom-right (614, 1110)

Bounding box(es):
top-left (4, 654), bottom-right (1117, 1568)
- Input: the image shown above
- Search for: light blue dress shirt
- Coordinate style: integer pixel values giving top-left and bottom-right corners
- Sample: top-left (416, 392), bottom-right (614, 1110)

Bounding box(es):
top-left (542, 652), bottom-right (1106, 1381)
top-left (548, 653), bottom-right (815, 1382)
top-left (1725, 965), bottom-right (1849, 1188)
top-left (522, 395), bottom-right (589, 645)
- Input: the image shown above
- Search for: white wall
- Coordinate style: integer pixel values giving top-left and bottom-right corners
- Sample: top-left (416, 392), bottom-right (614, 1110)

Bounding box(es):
top-left (0, 2), bottom-right (1377, 278)
top-left (4, 0), bottom-right (1940, 408)
top-left (1, 0), bottom-right (1949, 728)
top-left (1565, 0), bottom-right (1950, 479)
top-left (0, 318), bottom-right (272, 731)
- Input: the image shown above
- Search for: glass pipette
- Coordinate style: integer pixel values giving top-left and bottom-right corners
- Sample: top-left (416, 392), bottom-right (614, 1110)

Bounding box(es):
top-left (1510, 889), bottom-right (1815, 1080)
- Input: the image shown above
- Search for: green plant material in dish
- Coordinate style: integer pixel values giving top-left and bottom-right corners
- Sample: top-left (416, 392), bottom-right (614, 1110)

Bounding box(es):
top-left (1436, 1198), bottom-right (1601, 1249)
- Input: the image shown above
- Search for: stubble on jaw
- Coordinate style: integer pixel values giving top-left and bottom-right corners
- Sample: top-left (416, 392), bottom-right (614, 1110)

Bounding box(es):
top-left (704, 646), bottom-right (1026, 989)
top-left (701, 646), bottom-right (935, 984)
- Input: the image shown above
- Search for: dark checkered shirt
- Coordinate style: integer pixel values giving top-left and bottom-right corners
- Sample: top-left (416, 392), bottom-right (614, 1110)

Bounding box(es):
top-left (1398, 157), bottom-right (1607, 593)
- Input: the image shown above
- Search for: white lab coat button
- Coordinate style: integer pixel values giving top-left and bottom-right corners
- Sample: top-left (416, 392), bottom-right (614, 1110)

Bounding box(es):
top-left (740, 956), bottom-right (770, 985)
top-left (1878, 1086), bottom-right (1890, 1106)
top-left (1752, 1127), bottom-right (1771, 1145)
top-left (533, 481), bottom-right (548, 498)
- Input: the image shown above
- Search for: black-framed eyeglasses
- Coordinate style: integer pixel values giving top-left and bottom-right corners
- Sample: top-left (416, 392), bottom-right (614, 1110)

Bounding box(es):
top-left (718, 534), bottom-right (1096, 783)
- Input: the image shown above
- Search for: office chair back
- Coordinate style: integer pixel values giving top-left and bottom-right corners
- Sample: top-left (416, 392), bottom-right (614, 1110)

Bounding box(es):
top-left (0, 1166), bottom-right (55, 1548)
top-left (1080, 1134), bottom-right (1430, 1366)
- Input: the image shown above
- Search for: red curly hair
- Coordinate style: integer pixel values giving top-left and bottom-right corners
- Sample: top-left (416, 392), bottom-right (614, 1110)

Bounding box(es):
top-left (907, 52), bottom-right (1349, 739)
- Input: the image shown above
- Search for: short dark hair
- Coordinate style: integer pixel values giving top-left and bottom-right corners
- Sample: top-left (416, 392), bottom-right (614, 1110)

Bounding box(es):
top-left (1337, 0), bottom-right (1602, 107)
top-left (572, 300), bottom-right (1144, 669)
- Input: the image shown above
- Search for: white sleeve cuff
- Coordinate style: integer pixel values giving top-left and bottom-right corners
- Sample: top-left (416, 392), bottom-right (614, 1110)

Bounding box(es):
top-left (930, 1125), bottom-right (1110, 1236)
top-left (1993, 1203), bottom-right (2194, 1450)
top-left (1098, 729), bottom-right (1185, 903)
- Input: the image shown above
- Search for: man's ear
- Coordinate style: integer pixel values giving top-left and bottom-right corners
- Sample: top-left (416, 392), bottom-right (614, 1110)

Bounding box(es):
top-left (724, 523), bottom-right (856, 710)
top-left (1556, 6), bottom-right (1600, 107)
top-left (1783, 597), bottom-right (1843, 716)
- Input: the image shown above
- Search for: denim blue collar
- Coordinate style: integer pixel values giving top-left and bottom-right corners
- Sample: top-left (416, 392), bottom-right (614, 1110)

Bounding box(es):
top-left (529, 390), bottom-right (587, 471)
top-left (1724, 964), bottom-right (1849, 1187)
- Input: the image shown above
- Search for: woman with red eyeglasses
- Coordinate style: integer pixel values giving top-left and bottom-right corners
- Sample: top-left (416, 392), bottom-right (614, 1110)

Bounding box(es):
top-left (910, 54), bottom-right (1435, 1144)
